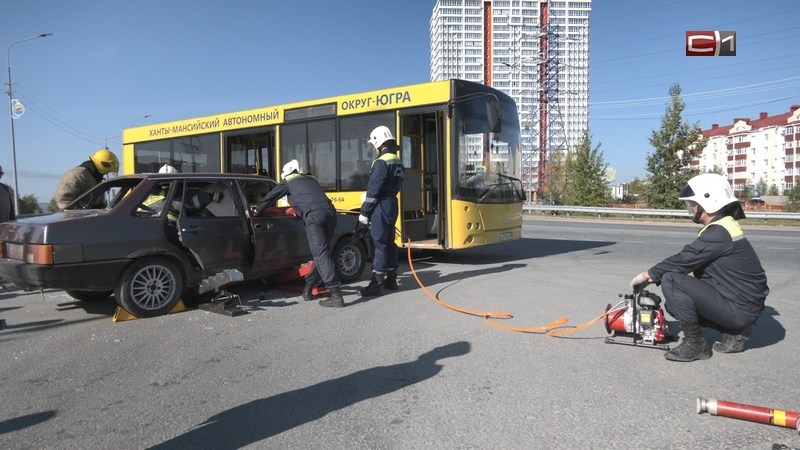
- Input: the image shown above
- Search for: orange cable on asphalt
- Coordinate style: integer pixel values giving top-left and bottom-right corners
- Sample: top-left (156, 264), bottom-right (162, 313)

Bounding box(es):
top-left (406, 241), bottom-right (613, 336)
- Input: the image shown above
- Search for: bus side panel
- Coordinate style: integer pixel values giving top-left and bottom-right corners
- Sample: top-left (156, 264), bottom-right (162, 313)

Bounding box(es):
top-left (326, 191), bottom-right (366, 212)
top-left (448, 200), bottom-right (522, 249)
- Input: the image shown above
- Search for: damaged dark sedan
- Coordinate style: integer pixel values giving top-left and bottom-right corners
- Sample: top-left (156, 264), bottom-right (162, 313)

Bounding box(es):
top-left (0, 173), bottom-right (367, 317)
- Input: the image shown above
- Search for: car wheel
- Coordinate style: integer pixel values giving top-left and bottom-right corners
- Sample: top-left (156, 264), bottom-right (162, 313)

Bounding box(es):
top-left (65, 289), bottom-right (113, 302)
top-left (333, 238), bottom-right (366, 283)
top-left (114, 257), bottom-right (183, 318)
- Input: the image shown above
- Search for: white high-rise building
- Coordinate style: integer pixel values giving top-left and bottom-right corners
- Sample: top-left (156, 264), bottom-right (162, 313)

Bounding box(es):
top-left (430, 0), bottom-right (591, 192)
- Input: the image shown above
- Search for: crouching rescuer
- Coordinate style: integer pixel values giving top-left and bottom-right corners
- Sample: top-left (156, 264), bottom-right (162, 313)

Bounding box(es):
top-left (256, 160), bottom-right (345, 308)
top-left (358, 126), bottom-right (405, 297)
top-left (630, 174), bottom-right (769, 362)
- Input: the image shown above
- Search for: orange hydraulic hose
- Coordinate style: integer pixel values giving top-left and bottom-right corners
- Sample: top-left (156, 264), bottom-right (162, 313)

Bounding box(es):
top-left (406, 241), bottom-right (614, 336)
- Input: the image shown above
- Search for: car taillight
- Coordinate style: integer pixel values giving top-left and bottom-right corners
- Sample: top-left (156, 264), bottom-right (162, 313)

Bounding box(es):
top-left (5, 243), bottom-right (54, 264)
top-left (25, 244), bottom-right (54, 264)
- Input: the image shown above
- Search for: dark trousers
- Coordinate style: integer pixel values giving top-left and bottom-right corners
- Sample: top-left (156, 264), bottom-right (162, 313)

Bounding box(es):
top-left (661, 272), bottom-right (760, 331)
top-left (370, 198), bottom-right (399, 273)
top-left (304, 208), bottom-right (340, 289)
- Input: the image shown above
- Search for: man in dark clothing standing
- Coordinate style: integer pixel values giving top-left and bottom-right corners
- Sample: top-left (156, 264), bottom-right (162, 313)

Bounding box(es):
top-left (631, 174), bottom-right (769, 362)
top-left (0, 166), bottom-right (15, 222)
top-left (255, 160), bottom-right (344, 307)
top-left (358, 126), bottom-right (405, 297)
top-left (0, 165), bottom-right (15, 297)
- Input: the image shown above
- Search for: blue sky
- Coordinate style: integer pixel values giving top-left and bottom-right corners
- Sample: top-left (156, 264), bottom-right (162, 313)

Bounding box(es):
top-left (2, 0), bottom-right (798, 202)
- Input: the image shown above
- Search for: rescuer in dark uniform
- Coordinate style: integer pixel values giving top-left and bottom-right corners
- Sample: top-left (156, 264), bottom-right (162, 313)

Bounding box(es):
top-left (630, 174), bottom-right (769, 362)
top-left (358, 126), bottom-right (405, 297)
top-left (256, 160), bottom-right (344, 308)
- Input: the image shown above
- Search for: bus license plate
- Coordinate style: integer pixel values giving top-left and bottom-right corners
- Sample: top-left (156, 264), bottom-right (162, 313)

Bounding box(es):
top-left (500, 232), bottom-right (513, 241)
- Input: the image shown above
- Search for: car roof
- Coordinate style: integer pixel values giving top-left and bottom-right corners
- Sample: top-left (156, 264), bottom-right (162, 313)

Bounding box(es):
top-left (115, 173), bottom-right (276, 182)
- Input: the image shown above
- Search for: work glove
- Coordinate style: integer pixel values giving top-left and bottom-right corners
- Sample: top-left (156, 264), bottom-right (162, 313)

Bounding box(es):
top-left (630, 272), bottom-right (651, 293)
top-left (358, 214), bottom-right (369, 225)
top-left (353, 221), bottom-right (370, 243)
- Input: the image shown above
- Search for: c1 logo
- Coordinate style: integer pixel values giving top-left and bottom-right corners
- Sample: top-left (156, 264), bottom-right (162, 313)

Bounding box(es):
top-left (686, 31), bottom-right (736, 56)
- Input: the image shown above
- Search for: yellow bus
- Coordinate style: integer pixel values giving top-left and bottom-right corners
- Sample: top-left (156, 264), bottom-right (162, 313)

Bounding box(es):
top-left (122, 79), bottom-right (524, 250)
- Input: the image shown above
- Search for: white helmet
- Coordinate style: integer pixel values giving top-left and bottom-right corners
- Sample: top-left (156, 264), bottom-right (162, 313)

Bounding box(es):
top-left (679, 173), bottom-right (738, 214)
top-left (158, 164), bottom-right (177, 174)
top-left (368, 126), bottom-right (394, 149)
top-left (281, 159), bottom-right (300, 178)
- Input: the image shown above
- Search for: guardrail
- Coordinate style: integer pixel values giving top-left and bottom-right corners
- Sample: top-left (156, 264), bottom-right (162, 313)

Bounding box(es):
top-left (523, 205), bottom-right (800, 221)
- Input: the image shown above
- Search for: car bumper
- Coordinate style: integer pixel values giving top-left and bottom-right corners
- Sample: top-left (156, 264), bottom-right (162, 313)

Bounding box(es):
top-left (0, 259), bottom-right (130, 291)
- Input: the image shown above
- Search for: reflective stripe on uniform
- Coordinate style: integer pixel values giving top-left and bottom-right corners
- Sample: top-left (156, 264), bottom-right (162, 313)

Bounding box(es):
top-left (699, 215), bottom-right (744, 241)
top-left (372, 153), bottom-right (401, 167)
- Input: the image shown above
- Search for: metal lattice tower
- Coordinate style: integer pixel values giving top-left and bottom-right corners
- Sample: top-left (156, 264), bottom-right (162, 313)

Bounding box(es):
top-left (507, 2), bottom-right (570, 199)
top-left (532, 1), bottom-right (569, 194)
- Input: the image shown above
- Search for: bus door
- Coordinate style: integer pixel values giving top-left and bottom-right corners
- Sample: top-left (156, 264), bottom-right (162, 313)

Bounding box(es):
top-left (399, 110), bottom-right (445, 249)
top-left (225, 127), bottom-right (276, 178)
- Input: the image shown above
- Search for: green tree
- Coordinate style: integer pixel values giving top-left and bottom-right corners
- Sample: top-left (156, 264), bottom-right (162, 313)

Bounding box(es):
top-left (544, 149), bottom-right (569, 204)
top-left (741, 183), bottom-right (755, 199)
top-left (47, 198), bottom-right (59, 213)
top-left (622, 177), bottom-right (648, 204)
top-left (785, 185), bottom-right (800, 212)
top-left (566, 131), bottom-right (609, 206)
top-left (754, 179), bottom-right (768, 198)
top-left (645, 84), bottom-right (706, 209)
top-left (18, 194), bottom-right (40, 214)
top-left (768, 184), bottom-right (779, 196)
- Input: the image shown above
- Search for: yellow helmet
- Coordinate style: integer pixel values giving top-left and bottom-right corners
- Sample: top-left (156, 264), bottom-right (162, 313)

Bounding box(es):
top-left (90, 148), bottom-right (119, 174)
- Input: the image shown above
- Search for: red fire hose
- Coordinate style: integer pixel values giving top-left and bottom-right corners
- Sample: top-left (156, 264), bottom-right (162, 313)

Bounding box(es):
top-left (698, 398), bottom-right (800, 433)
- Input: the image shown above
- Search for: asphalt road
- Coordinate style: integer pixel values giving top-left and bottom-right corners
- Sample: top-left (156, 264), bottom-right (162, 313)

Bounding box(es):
top-left (1, 217), bottom-right (799, 449)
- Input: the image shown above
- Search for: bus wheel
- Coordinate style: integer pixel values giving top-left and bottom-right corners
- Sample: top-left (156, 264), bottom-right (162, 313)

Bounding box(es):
top-left (333, 238), bottom-right (366, 283)
top-left (114, 257), bottom-right (183, 318)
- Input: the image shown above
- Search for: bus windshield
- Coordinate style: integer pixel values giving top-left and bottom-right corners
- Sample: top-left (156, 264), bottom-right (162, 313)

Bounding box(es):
top-left (452, 87), bottom-right (524, 203)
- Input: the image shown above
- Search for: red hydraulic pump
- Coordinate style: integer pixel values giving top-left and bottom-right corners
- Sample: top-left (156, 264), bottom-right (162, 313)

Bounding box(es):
top-left (604, 290), bottom-right (672, 350)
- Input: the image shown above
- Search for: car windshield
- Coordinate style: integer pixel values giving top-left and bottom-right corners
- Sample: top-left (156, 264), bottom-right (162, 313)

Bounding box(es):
top-left (66, 178), bottom-right (144, 210)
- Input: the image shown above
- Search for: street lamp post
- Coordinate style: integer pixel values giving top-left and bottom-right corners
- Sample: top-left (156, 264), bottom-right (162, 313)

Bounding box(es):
top-left (6, 33), bottom-right (52, 215)
top-left (130, 114), bottom-right (151, 128)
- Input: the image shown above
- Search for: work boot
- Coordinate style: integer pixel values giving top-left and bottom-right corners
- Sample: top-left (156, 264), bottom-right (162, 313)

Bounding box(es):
top-left (319, 288), bottom-right (344, 308)
top-left (384, 269), bottom-right (399, 291)
top-left (359, 272), bottom-right (385, 297)
top-left (664, 323), bottom-right (712, 362)
top-left (301, 280), bottom-right (316, 302)
top-left (713, 324), bottom-right (753, 353)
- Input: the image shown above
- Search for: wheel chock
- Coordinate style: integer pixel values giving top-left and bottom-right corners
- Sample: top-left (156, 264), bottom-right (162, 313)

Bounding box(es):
top-left (112, 299), bottom-right (188, 323)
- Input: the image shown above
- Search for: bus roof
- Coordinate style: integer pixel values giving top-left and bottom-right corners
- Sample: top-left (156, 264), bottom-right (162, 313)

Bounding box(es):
top-left (123, 79), bottom-right (471, 144)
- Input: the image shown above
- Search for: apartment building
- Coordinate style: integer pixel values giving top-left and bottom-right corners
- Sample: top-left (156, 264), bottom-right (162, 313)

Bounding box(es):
top-left (693, 105), bottom-right (800, 195)
top-left (429, 0), bottom-right (591, 191)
